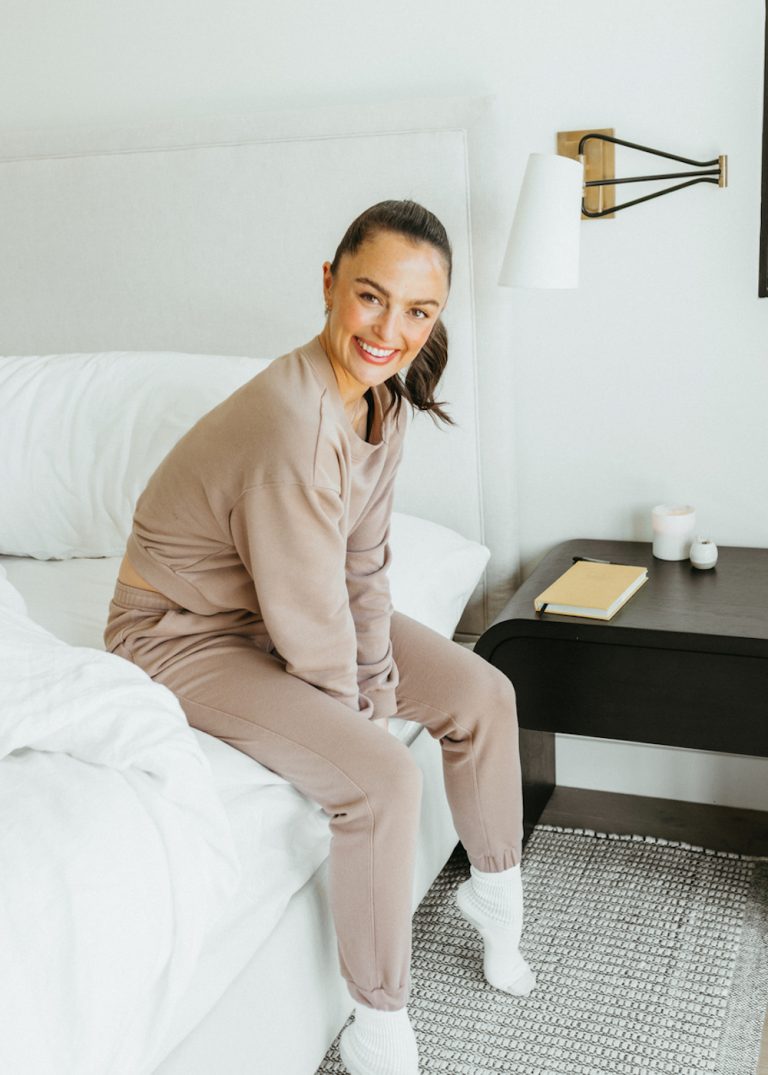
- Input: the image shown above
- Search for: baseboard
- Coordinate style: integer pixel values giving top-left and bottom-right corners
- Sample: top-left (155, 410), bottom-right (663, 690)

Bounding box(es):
top-left (538, 785), bottom-right (768, 857)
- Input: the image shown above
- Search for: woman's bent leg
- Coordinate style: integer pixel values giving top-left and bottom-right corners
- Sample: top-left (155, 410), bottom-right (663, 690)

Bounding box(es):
top-left (388, 612), bottom-right (535, 996)
top-left (389, 611), bottom-right (524, 872)
top-left (107, 590), bottom-right (422, 1012)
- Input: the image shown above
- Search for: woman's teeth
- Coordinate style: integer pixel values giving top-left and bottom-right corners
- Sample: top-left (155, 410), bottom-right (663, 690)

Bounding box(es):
top-left (356, 338), bottom-right (395, 359)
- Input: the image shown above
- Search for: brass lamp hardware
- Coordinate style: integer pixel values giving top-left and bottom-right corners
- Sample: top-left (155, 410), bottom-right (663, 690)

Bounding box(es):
top-left (558, 128), bottom-right (616, 218)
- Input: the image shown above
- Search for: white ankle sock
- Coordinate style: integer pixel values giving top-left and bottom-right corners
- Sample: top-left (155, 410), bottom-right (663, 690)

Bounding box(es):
top-left (455, 863), bottom-right (537, 997)
top-left (339, 1003), bottom-right (419, 1075)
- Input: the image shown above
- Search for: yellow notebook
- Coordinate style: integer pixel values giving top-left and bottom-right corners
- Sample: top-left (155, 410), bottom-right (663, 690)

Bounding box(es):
top-left (534, 560), bottom-right (648, 621)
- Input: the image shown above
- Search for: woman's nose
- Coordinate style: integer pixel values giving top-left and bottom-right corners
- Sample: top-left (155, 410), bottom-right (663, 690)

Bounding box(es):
top-left (374, 307), bottom-right (399, 341)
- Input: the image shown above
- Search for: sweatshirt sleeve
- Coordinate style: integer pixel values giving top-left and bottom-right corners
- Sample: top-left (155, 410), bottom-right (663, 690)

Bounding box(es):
top-left (345, 435), bottom-right (405, 722)
top-left (229, 482), bottom-right (374, 719)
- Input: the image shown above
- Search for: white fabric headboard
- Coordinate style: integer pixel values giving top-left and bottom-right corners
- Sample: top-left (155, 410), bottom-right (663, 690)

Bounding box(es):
top-left (0, 96), bottom-right (517, 636)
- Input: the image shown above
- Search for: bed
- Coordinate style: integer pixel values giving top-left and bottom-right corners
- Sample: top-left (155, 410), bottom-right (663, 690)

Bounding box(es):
top-left (0, 95), bottom-right (517, 1074)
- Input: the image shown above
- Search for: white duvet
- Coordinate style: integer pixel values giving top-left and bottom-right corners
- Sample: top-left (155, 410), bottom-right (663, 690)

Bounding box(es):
top-left (0, 568), bottom-right (242, 1075)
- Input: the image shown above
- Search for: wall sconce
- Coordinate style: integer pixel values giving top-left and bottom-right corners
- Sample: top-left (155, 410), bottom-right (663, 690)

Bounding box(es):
top-left (499, 128), bottom-right (728, 288)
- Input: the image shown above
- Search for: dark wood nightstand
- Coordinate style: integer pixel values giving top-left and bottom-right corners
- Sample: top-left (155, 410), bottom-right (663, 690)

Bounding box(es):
top-left (475, 538), bottom-right (768, 842)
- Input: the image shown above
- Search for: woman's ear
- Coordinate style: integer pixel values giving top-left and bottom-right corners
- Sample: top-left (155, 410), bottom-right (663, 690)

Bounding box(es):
top-left (321, 261), bottom-right (334, 311)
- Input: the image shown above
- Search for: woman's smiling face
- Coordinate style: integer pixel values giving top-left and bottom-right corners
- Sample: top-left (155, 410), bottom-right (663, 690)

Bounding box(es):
top-left (319, 229), bottom-right (450, 404)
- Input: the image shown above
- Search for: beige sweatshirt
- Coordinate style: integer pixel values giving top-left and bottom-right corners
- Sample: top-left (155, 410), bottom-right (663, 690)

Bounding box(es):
top-left (125, 336), bottom-right (407, 721)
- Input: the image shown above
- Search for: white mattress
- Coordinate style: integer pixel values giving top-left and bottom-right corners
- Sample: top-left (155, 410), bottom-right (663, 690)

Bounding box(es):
top-left (0, 553), bottom-right (422, 1064)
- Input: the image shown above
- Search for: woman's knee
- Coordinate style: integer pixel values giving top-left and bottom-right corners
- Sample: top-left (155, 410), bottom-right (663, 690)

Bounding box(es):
top-left (360, 735), bottom-right (423, 812)
top-left (489, 666), bottom-right (519, 737)
top-left (449, 656), bottom-right (519, 744)
top-left (456, 650), bottom-right (517, 715)
top-left (486, 660), bottom-right (517, 711)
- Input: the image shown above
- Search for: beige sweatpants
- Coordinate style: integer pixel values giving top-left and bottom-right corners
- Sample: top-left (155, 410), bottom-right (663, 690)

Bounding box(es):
top-left (104, 580), bottom-right (524, 1011)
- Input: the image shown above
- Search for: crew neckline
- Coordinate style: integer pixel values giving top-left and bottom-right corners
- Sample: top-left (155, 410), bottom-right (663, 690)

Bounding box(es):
top-left (301, 336), bottom-right (392, 454)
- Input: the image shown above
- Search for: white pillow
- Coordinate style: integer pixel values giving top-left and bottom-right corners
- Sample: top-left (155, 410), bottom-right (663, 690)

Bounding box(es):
top-left (0, 351), bottom-right (271, 559)
top-left (388, 512), bottom-right (489, 638)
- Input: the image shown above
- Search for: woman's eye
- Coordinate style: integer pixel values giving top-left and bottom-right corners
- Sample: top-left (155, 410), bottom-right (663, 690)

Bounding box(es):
top-left (360, 292), bottom-right (381, 304)
top-left (411, 308), bottom-right (428, 320)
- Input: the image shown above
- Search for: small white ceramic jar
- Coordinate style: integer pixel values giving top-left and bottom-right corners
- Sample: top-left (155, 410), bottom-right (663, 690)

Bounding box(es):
top-left (690, 537), bottom-right (718, 570)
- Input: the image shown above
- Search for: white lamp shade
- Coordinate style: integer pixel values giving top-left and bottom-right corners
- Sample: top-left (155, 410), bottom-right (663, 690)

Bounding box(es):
top-left (499, 153), bottom-right (584, 289)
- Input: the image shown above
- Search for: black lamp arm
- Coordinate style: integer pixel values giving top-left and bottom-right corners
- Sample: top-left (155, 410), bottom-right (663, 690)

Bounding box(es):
top-left (581, 176), bottom-right (720, 219)
top-left (576, 132), bottom-right (726, 219)
top-left (586, 168), bottom-right (721, 188)
top-left (577, 132), bottom-right (720, 168)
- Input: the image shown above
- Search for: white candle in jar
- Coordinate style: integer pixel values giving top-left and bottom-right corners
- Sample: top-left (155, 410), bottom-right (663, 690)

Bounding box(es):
top-left (651, 504), bottom-right (696, 561)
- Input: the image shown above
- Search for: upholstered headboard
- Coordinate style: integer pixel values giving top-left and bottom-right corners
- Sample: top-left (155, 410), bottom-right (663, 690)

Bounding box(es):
top-left (0, 95), bottom-right (517, 637)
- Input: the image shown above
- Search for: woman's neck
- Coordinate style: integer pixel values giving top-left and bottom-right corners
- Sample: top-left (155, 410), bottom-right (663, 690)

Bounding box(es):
top-left (318, 329), bottom-right (359, 406)
top-left (348, 389), bottom-right (370, 439)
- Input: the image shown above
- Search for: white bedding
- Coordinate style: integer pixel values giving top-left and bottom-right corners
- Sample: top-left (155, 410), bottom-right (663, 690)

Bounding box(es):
top-left (0, 568), bottom-right (242, 1074)
top-left (0, 564), bottom-right (342, 1073)
top-left (0, 565), bottom-right (351, 1074)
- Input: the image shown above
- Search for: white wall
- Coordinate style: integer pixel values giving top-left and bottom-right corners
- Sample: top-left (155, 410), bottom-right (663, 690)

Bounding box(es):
top-left (3, 0), bottom-right (767, 811)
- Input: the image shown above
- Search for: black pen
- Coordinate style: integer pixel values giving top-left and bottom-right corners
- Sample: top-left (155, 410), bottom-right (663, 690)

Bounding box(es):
top-left (572, 556), bottom-right (618, 565)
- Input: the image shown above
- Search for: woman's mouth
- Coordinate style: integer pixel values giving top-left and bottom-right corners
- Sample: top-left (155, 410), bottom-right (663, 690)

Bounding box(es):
top-left (354, 337), bottom-right (399, 365)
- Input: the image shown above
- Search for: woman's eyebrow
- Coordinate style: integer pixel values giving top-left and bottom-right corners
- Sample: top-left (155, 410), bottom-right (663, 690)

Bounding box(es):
top-left (354, 276), bottom-right (440, 308)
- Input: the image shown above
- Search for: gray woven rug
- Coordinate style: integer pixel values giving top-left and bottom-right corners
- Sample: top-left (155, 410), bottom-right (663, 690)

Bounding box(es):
top-left (317, 825), bottom-right (768, 1075)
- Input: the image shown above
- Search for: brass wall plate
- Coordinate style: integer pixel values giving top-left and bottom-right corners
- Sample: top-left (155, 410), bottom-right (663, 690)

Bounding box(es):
top-left (557, 128), bottom-right (616, 219)
top-left (718, 155), bottom-right (728, 188)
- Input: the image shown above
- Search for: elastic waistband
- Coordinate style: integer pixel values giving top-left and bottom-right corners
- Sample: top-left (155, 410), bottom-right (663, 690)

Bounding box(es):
top-left (112, 579), bottom-right (184, 611)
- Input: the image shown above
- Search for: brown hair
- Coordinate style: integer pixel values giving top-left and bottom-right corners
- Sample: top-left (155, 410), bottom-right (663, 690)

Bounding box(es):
top-left (328, 199), bottom-right (454, 427)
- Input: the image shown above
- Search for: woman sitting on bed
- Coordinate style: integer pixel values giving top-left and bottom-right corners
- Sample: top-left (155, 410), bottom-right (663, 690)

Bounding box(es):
top-left (105, 199), bottom-right (535, 1075)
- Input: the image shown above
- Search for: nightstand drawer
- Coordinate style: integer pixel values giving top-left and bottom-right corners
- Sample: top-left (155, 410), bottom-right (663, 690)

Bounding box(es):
top-left (491, 635), bottom-right (768, 756)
